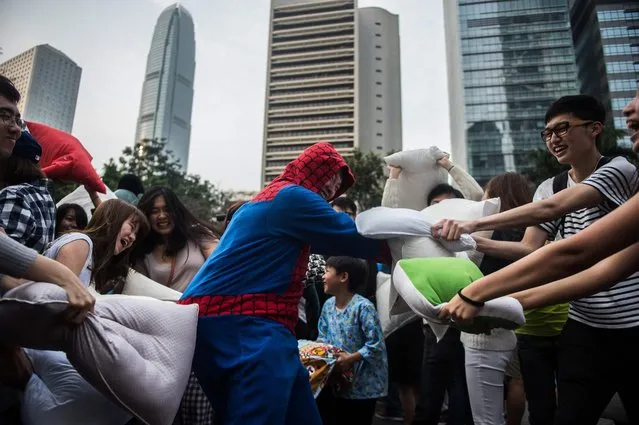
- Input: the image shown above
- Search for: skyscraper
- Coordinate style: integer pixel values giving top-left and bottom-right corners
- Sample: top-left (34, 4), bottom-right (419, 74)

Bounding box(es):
top-left (0, 44), bottom-right (82, 133)
top-left (261, 0), bottom-right (402, 186)
top-left (571, 0), bottom-right (639, 147)
top-left (134, 3), bottom-right (196, 170)
top-left (445, 0), bottom-right (580, 185)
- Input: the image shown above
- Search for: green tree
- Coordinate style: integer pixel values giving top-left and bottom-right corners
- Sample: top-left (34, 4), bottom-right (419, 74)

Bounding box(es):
top-left (525, 125), bottom-right (635, 186)
top-left (102, 138), bottom-right (230, 221)
top-left (344, 149), bottom-right (387, 210)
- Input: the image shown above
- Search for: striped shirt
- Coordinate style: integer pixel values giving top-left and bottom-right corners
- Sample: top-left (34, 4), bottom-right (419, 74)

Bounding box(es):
top-left (534, 156), bottom-right (639, 329)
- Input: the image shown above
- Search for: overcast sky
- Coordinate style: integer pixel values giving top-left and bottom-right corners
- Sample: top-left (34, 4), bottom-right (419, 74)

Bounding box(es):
top-left (0, 0), bottom-right (451, 191)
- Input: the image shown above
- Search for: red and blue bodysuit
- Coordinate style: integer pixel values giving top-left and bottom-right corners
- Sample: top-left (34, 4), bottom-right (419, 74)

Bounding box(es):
top-left (179, 143), bottom-right (384, 425)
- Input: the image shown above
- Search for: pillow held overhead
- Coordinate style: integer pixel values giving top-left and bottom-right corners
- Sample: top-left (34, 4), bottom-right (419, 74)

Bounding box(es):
top-left (26, 121), bottom-right (107, 194)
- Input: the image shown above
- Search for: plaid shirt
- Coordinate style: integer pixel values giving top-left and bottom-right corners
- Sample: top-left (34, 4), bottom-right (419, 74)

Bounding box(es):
top-left (0, 179), bottom-right (56, 253)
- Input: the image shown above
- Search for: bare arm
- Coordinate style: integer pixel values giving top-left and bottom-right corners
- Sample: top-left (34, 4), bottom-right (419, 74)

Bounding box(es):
top-left (200, 238), bottom-right (219, 259)
top-left (513, 242), bottom-right (639, 310)
top-left (436, 183), bottom-right (602, 240)
top-left (439, 193), bottom-right (639, 321)
top-left (473, 226), bottom-right (548, 261)
top-left (55, 240), bottom-right (91, 277)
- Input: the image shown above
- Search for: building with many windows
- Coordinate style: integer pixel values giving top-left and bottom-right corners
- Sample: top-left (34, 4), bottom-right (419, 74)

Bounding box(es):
top-left (261, 0), bottom-right (402, 186)
top-left (0, 44), bottom-right (82, 133)
top-left (571, 1), bottom-right (638, 147)
top-left (444, 0), bottom-right (580, 185)
top-left (134, 3), bottom-right (196, 170)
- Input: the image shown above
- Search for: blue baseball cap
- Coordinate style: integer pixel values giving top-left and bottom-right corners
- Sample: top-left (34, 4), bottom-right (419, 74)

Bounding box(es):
top-left (13, 131), bottom-right (42, 164)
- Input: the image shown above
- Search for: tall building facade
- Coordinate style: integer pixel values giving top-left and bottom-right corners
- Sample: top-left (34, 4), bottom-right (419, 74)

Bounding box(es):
top-left (134, 3), bottom-right (196, 170)
top-left (357, 7), bottom-right (402, 156)
top-left (445, 0), bottom-right (580, 185)
top-left (0, 44), bottom-right (82, 133)
top-left (261, 0), bottom-right (402, 186)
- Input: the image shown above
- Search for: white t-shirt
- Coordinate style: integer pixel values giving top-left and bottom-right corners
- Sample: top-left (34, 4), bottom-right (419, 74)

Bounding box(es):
top-left (534, 156), bottom-right (639, 329)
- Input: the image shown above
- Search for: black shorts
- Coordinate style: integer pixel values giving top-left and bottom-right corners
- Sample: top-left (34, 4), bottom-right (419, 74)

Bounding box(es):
top-left (385, 319), bottom-right (424, 386)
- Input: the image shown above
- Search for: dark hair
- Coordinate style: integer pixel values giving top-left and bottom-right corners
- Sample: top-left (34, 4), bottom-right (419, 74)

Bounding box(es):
top-left (117, 174), bottom-right (145, 196)
top-left (326, 256), bottom-right (368, 293)
top-left (427, 184), bottom-right (463, 206)
top-left (83, 199), bottom-right (149, 294)
top-left (136, 186), bottom-right (219, 258)
top-left (544, 95), bottom-right (606, 125)
top-left (484, 173), bottom-right (533, 212)
top-left (0, 75), bottom-right (20, 103)
top-left (0, 156), bottom-right (44, 187)
top-left (56, 203), bottom-right (88, 235)
top-left (331, 196), bottom-right (357, 215)
top-left (223, 200), bottom-right (248, 233)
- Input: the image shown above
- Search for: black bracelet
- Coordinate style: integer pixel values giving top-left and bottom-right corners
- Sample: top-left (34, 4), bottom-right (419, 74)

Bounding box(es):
top-left (457, 289), bottom-right (484, 307)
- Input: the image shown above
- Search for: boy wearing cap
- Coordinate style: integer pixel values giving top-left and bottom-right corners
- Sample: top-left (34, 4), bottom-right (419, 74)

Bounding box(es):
top-left (0, 131), bottom-right (56, 252)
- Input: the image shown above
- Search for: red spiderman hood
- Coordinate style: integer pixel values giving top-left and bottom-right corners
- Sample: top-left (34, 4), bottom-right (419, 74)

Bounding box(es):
top-left (258, 142), bottom-right (354, 202)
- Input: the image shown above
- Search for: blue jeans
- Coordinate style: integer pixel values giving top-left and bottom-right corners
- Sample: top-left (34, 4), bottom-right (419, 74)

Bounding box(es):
top-left (412, 326), bottom-right (474, 425)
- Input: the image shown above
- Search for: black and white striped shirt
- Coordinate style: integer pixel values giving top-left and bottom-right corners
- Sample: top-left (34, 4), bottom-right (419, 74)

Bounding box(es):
top-left (534, 156), bottom-right (639, 329)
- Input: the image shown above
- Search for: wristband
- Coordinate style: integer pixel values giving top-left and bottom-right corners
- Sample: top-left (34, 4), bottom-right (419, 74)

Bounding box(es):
top-left (457, 288), bottom-right (484, 307)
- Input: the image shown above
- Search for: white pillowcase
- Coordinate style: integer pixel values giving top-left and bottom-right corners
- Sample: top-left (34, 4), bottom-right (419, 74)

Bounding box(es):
top-left (0, 282), bottom-right (198, 425)
top-left (375, 271), bottom-right (419, 338)
top-left (383, 147), bottom-right (448, 211)
top-left (123, 269), bottom-right (182, 301)
top-left (57, 185), bottom-right (117, 220)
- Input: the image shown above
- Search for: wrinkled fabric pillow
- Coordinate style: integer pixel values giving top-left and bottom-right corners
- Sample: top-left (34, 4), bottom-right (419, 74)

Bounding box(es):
top-left (123, 269), bottom-right (182, 301)
top-left (0, 282), bottom-right (198, 425)
top-left (383, 147), bottom-right (448, 211)
top-left (21, 349), bottom-right (132, 425)
top-left (298, 340), bottom-right (356, 398)
top-left (376, 271), bottom-right (418, 338)
top-left (26, 121), bottom-right (107, 194)
top-left (392, 258), bottom-right (525, 340)
top-left (57, 184), bottom-right (117, 221)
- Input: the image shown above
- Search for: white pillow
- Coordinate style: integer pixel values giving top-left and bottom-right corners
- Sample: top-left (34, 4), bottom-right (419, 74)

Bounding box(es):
top-left (375, 271), bottom-right (418, 338)
top-left (383, 147), bottom-right (448, 211)
top-left (0, 282), bottom-right (198, 425)
top-left (57, 185), bottom-right (117, 220)
top-left (123, 269), bottom-right (182, 301)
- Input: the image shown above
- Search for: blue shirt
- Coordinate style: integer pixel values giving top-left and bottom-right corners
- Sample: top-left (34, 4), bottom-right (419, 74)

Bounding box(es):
top-left (318, 294), bottom-right (388, 399)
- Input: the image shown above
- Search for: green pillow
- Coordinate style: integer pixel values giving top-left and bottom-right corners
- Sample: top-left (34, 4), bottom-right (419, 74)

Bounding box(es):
top-left (398, 257), bottom-right (483, 305)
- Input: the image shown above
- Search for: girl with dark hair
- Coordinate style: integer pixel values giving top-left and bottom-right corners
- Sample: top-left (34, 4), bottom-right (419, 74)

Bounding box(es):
top-left (134, 187), bottom-right (218, 425)
top-left (11, 199), bottom-right (149, 425)
top-left (134, 186), bottom-right (219, 292)
top-left (55, 203), bottom-right (88, 236)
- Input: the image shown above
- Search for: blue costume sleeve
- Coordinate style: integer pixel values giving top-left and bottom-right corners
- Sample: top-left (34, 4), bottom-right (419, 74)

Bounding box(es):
top-left (268, 186), bottom-right (382, 258)
top-left (357, 302), bottom-right (385, 362)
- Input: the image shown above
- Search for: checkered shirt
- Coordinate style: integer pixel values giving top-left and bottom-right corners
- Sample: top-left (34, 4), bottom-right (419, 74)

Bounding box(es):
top-left (0, 179), bottom-right (56, 253)
top-left (175, 372), bottom-right (214, 425)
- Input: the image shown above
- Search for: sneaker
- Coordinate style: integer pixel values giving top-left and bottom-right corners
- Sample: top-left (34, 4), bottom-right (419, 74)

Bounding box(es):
top-left (374, 411), bottom-right (404, 422)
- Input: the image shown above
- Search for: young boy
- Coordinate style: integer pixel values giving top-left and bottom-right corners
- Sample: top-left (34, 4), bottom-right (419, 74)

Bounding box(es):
top-left (317, 256), bottom-right (387, 425)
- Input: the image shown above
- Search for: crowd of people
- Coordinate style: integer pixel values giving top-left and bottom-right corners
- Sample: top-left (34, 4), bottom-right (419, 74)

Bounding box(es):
top-left (0, 72), bottom-right (638, 425)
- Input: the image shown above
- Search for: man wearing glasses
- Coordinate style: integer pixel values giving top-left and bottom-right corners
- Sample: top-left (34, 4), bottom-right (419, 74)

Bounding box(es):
top-left (0, 76), bottom-right (23, 159)
top-left (433, 95), bottom-right (638, 424)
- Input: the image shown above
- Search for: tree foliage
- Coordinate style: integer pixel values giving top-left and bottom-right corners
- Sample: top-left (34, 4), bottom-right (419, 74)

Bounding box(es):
top-left (101, 138), bottom-right (230, 220)
top-left (525, 125), bottom-right (635, 186)
top-left (343, 149), bottom-right (387, 211)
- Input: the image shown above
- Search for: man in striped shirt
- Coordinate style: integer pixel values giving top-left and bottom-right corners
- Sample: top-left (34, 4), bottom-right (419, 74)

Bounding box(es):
top-left (434, 94), bottom-right (638, 424)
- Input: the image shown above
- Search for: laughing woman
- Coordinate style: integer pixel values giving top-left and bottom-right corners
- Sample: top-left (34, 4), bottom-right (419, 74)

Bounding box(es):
top-left (133, 187), bottom-right (219, 425)
top-left (13, 199), bottom-right (149, 425)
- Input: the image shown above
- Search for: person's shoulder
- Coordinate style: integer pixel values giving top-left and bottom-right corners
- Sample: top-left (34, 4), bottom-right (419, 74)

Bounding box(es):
top-left (601, 156), bottom-right (636, 174)
top-left (276, 184), bottom-right (319, 200)
top-left (354, 294), bottom-right (375, 310)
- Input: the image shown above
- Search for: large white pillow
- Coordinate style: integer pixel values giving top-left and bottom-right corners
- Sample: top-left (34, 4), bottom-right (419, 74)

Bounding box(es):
top-left (57, 185), bottom-right (117, 220)
top-left (123, 269), bottom-right (182, 301)
top-left (0, 282), bottom-right (198, 425)
top-left (375, 271), bottom-right (419, 338)
top-left (383, 147), bottom-right (448, 211)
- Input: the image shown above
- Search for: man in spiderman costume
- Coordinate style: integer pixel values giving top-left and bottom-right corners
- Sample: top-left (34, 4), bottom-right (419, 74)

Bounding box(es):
top-left (179, 142), bottom-right (386, 425)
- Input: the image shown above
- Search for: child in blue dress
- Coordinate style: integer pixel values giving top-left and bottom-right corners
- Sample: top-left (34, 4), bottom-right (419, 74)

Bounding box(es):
top-left (317, 256), bottom-right (388, 425)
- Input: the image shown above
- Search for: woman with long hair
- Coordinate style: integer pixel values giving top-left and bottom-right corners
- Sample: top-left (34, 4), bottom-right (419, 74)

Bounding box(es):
top-left (13, 199), bottom-right (149, 425)
top-left (461, 172), bottom-right (534, 425)
top-left (134, 187), bottom-right (218, 425)
top-left (134, 187), bottom-right (219, 292)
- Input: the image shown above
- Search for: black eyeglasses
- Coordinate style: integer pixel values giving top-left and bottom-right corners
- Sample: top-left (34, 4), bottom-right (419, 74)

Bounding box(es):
top-left (0, 110), bottom-right (26, 130)
top-left (541, 120), bottom-right (594, 143)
